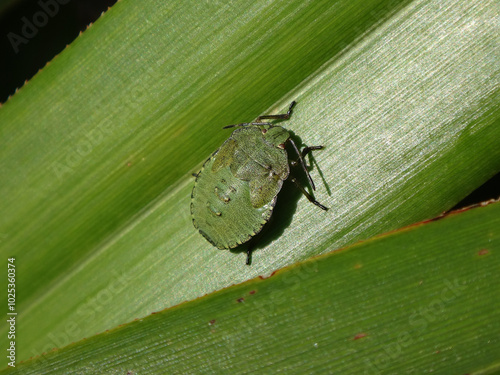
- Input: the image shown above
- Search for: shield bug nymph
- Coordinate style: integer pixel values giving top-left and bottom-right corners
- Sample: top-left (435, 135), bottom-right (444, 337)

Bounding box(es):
top-left (191, 101), bottom-right (327, 264)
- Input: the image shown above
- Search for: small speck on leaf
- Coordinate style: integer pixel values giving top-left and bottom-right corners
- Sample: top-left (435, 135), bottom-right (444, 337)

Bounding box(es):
top-left (477, 249), bottom-right (489, 256)
top-left (353, 333), bottom-right (367, 340)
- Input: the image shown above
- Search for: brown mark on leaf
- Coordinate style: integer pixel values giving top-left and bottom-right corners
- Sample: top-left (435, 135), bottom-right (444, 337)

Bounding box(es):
top-left (353, 333), bottom-right (367, 340)
top-left (477, 249), bottom-right (489, 256)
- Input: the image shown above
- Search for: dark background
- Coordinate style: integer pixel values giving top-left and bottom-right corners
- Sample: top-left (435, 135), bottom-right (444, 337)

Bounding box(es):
top-left (0, 0), bottom-right (117, 102)
top-left (1, 0), bottom-right (498, 210)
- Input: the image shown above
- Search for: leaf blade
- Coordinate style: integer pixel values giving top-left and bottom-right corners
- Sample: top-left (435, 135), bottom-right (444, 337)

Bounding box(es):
top-left (0, 0), bottom-right (498, 363)
top-left (5, 201), bottom-right (500, 374)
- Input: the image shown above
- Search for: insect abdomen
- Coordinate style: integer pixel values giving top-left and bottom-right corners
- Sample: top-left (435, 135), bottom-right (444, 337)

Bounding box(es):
top-left (191, 158), bottom-right (274, 249)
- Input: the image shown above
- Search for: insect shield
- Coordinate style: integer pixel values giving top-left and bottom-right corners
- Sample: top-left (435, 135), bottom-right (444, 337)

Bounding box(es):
top-left (191, 101), bottom-right (327, 265)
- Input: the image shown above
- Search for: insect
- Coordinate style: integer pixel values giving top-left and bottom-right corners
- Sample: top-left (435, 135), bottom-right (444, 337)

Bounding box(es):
top-left (191, 101), bottom-right (327, 265)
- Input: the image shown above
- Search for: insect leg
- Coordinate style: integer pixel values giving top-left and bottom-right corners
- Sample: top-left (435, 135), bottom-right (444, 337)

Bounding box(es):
top-left (255, 101), bottom-right (296, 122)
top-left (223, 122), bottom-right (272, 129)
top-left (290, 177), bottom-right (328, 211)
top-left (290, 145), bottom-right (324, 168)
top-left (289, 138), bottom-right (316, 191)
top-left (246, 247), bottom-right (252, 265)
top-left (223, 101), bottom-right (296, 129)
top-left (300, 145), bottom-right (324, 158)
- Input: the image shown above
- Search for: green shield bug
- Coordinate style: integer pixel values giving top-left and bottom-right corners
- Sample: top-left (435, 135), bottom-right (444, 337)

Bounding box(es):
top-left (191, 101), bottom-right (327, 265)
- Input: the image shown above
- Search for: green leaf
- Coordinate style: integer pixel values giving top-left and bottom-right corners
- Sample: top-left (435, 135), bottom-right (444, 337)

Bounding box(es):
top-left (0, 0), bottom-right (499, 368)
top-left (4, 200), bottom-right (500, 374)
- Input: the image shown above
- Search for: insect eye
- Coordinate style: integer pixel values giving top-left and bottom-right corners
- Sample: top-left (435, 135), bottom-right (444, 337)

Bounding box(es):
top-left (261, 128), bottom-right (267, 134)
top-left (278, 143), bottom-right (286, 149)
